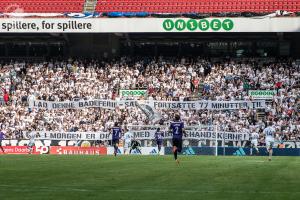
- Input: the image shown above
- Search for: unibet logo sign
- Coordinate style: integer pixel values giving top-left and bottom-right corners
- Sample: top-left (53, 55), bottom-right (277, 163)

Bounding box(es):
top-left (248, 90), bottom-right (276, 99)
top-left (120, 89), bottom-right (147, 97)
top-left (163, 19), bottom-right (234, 32)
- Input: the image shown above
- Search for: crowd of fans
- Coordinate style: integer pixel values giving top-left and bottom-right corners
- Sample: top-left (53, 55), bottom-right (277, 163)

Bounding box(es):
top-left (0, 57), bottom-right (300, 144)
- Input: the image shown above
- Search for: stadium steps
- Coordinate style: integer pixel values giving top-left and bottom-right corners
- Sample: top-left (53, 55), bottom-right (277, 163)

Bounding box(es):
top-left (255, 96), bottom-right (274, 120)
top-left (84, 0), bottom-right (98, 13)
top-left (256, 109), bottom-right (266, 120)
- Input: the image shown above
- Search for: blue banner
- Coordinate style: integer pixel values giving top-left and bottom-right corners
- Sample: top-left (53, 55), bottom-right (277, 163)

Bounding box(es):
top-left (165, 147), bottom-right (300, 156)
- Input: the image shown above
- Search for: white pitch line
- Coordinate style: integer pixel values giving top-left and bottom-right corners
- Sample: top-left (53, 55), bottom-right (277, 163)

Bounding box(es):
top-left (0, 184), bottom-right (89, 192)
top-left (1, 185), bottom-right (300, 194)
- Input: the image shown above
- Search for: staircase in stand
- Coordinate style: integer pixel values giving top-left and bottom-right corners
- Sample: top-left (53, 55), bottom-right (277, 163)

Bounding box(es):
top-left (84, 0), bottom-right (98, 13)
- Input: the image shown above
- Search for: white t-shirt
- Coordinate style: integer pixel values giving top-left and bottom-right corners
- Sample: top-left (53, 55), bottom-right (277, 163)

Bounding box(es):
top-left (251, 132), bottom-right (260, 141)
top-left (263, 126), bottom-right (275, 139)
top-left (124, 131), bottom-right (133, 143)
top-left (28, 95), bottom-right (36, 108)
top-left (29, 132), bottom-right (36, 143)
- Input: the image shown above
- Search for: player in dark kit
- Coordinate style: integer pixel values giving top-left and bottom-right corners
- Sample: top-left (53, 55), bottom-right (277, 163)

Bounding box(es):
top-left (154, 128), bottom-right (164, 154)
top-left (129, 138), bottom-right (141, 154)
top-left (0, 131), bottom-right (5, 153)
top-left (169, 114), bottom-right (185, 164)
top-left (110, 122), bottom-right (122, 156)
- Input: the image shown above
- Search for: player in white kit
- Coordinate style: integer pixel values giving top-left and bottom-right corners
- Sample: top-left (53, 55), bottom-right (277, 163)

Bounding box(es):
top-left (250, 128), bottom-right (260, 155)
top-left (28, 132), bottom-right (36, 154)
top-left (123, 128), bottom-right (133, 155)
top-left (263, 122), bottom-right (276, 161)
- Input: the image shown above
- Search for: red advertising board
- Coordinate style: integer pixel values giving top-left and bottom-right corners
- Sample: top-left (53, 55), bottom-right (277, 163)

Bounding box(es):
top-left (0, 146), bottom-right (48, 154)
top-left (0, 146), bottom-right (107, 155)
top-left (0, 146), bottom-right (29, 154)
top-left (50, 146), bottom-right (107, 155)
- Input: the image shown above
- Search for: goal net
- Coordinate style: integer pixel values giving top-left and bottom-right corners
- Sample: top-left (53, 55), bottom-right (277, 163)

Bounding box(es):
top-left (126, 123), bottom-right (249, 156)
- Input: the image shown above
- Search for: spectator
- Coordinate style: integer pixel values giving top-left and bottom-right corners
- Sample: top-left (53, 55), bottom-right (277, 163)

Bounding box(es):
top-left (0, 57), bottom-right (298, 143)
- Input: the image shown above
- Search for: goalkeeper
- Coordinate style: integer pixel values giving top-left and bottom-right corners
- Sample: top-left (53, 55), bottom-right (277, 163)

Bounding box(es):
top-left (129, 137), bottom-right (141, 154)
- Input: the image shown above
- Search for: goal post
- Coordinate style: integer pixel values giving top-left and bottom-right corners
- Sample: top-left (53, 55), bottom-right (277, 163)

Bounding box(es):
top-left (109, 123), bottom-right (250, 156)
top-left (215, 123), bottom-right (218, 156)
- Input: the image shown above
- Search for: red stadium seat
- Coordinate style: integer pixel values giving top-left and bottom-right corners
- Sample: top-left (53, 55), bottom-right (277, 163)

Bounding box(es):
top-left (0, 0), bottom-right (85, 13)
top-left (95, 0), bottom-right (300, 13)
top-left (0, 0), bottom-right (299, 13)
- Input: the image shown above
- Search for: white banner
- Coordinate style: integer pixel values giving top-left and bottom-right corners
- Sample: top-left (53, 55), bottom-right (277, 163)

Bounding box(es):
top-left (131, 130), bottom-right (249, 141)
top-left (150, 100), bottom-right (265, 110)
top-left (31, 99), bottom-right (265, 110)
top-left (29, 130), bottom-right (249, 141)
top-left (31, 131), bottom-right (110, 141)
top-left (32, 99), bottom-right (117, 110)
top-left (0, 18), bottom-right (300, 33)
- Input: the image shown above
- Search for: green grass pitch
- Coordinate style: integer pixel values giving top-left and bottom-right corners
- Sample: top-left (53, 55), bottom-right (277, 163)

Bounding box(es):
top-left (0, 155), bottom-right (300, 200)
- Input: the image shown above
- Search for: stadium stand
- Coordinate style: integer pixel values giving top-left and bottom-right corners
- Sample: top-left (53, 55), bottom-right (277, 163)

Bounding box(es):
top-left (0, 58), bottom-right (299, 143)
top-left (0, 0), bottom-right (85, 13)
top-left (96, 0), bottom-right (300, 13)
top-left (0, 0), bottom-right (299, 14)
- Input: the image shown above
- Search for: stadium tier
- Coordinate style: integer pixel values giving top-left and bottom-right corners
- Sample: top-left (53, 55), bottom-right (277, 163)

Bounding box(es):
top-left (0, 57), bottom-right (299, 144)
top-left (0, 0), bottom-right (85, 13)
top-left (96, 0), bottom-right (300, 13)
top-left (0, 0), bottom-right (299, 13)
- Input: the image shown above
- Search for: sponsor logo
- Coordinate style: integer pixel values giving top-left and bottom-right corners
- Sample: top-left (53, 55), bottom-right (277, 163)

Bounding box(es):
top-left (183, 147), bottom-right (196, 155)
top-left (50, 147), bottom-right (107, 155)
top-left (119, 89), bottom-right (147, 97)
top-left (163, 19), bottom-right (234, 32)
top-left (108, 147), bottom-right (164, 155)
top-left (2, 146), bottom-right (29, 154)
top-left (117, 148), bottom-right (122, 155)
top-left (248, 90), bottom-right (276, 99)
top-left (35, 146), bottom-right (49, 154)
top-left (233, 148), bottom-right (246, 156)
top-left (149, 149), bottom-right (158, 155)
top-left (0, 146), bottom-right (39, 154)
top-left (130, 149), bottom-right (141, 154)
